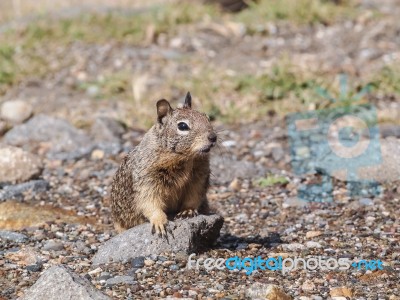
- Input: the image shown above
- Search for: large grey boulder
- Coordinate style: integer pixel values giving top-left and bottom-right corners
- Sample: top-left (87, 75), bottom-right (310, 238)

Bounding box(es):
top-left (0, 146), bottom-right (43, 184)
top-left (92, 214), bottom-right (224, 265)
top-left (3, 114), bottom-right (93, 160)
top-left (19, 265), bottom-right (110, 300)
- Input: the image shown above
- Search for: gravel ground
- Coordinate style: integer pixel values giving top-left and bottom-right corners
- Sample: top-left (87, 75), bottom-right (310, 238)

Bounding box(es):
top-left (0, 120), bottom-right (398, 299)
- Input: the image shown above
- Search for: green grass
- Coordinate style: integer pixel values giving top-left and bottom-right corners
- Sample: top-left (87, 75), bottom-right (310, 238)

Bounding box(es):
top-left (0, 45), bottom-right (16, 86)
top-left (7, 2), bottom-right (220, 45)
top-left (77, 72), bottom-right (131, 99)
top-left (0, 0), bottom-right (361, 95)
top-left (234, 64), bottom-right (321, 102)
top-left (236, 0), bottom-right (358, 33)
top-left (0, 0), bottom-right (393, 127)
top-left (255, 175), bottom-right (289, 187)
top-left (0, 2), bottom-right (220, 94)
top-left (167, 61), bottom-right (400, 125)
top-left (231, 62), bottom-right (336, 117)
top-left (371, 65), bottom-right (400, 96)
top-left (47, 4), bottom-right (214, 44)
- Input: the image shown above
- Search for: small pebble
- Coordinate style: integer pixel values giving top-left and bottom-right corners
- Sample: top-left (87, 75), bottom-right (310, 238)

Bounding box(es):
top-left (144, 259), bottom-right (155, 266)
top-left (131, 257), bottom-right (145, 268)
top-left (106, 275), bottom-right (135, 287)
top-left (42, 240), bottom-right (64, 251)
top-left (169, 265), bottom-right (180, 271)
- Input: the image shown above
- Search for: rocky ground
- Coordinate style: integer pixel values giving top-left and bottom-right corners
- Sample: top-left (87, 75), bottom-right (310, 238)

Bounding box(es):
top-left (0, 0), bottom-right (399, 299)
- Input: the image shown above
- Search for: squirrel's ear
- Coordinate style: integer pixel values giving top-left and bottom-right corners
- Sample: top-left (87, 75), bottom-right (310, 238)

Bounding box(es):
top-left (156, 99), bottom-right (172, 124)
top-left (183, 92), bottom-right (192, 109)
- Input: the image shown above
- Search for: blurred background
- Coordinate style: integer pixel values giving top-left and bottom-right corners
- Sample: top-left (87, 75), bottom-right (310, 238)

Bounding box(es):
top-left (0, 0), bottom-right (399, 129)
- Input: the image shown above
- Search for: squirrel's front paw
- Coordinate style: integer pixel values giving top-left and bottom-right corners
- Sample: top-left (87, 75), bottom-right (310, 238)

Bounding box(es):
top-left (175, 209), bottom-right (198, 220)
top-left (150, 213), bottom-right (168, 237)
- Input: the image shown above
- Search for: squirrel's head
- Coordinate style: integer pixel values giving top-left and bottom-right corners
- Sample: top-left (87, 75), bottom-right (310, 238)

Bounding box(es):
top-left (155, 92), bottom-right (217, 157)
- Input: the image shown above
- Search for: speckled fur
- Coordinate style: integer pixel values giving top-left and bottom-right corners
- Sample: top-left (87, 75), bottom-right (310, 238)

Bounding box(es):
top-left (110, 94), bottom-right (216, 235)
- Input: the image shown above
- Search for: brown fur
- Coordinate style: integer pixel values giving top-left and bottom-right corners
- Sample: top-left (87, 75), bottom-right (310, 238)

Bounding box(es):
top-left (110, 93), bottom-right (216, 235)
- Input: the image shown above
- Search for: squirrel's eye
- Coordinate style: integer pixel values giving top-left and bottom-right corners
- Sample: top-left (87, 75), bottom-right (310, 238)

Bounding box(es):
top-left (177, 122), bottom-right (190, 131)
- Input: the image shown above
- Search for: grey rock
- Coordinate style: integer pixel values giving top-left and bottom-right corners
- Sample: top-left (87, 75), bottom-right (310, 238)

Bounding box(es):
top-left (42, 240), bottom-right (64, 251)
top-left (0, 180), bottom-right (49, 201)
top-left (3, 114), bottom-right (94, 160)
top-left (126, 268), bottom-right (137, 276)
top-left (131, 256), bottom-right (145, 268)
top-left (98, 272), bottom-right (112, 281)
top-left (73, 240), bottom-right (88, 252)
top-left (282, 243), bottom-right (305, 252)
top-left (0, 230), bottom-right (28, 243)
top-left (92, 214), bottom-right (224, 265)
top-left (0, 100), bottom-right (33, 124)
top-left (359, 198), bottom-right (373, 206)
top-left (149, 253), bottom-right (157, 260)
top-left (246, 283), bottom-right (292, 300)
top-left (91, 117), bottom-right (125, 143)
top-left (236, 243), bottom-right (248, 250)
top-left (0, 146), bottom-right (43, 184)
top-left (91, 117), bottom-right (125, 155)
top-left (305, 241), bottom-right (322, 249)
top-left (234, 213), bottom-right (249, 224)
top-left (26, 262), bottom-right (43, 272)
top-left (271, 146), bottom-right (285, 162)
top-left (169, 265), bottom-right (179, 271)
top-left (19, 265), bottom-right (110, 300)
top-left (175, 251), bottom-right (189, 262)
top-left (211, 155), bottom-right (266, 183)
top-left (105, 275), bottom-right (135, 287)
top-left (283, 197), bottom-right (309, 208)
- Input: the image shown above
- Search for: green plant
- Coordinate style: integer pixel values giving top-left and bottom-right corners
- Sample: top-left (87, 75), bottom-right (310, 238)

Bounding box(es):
top-left (0, 46), bottom-right (16, 87)
top-left (372, 65), bottom-right (400, 95)
top-left (235, 63), bottom-right (323, 104)
top-left (255, 175), bottom-right (289, 187)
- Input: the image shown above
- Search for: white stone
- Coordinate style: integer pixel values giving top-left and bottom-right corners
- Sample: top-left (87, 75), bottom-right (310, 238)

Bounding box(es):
top-left (1, 100), bottom-right (33, 123)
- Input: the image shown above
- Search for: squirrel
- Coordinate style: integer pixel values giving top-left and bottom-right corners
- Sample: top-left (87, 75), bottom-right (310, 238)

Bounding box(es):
top-left (110, 92), bottom-right (217, 237)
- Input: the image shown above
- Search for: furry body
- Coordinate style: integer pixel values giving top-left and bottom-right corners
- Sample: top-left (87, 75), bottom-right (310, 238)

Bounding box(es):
top-left (110, 93), bottom-right (216, 235)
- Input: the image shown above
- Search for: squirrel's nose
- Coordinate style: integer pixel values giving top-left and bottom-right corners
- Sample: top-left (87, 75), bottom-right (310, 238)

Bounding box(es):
top-left (208, 132), bottom-right (217, 143)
